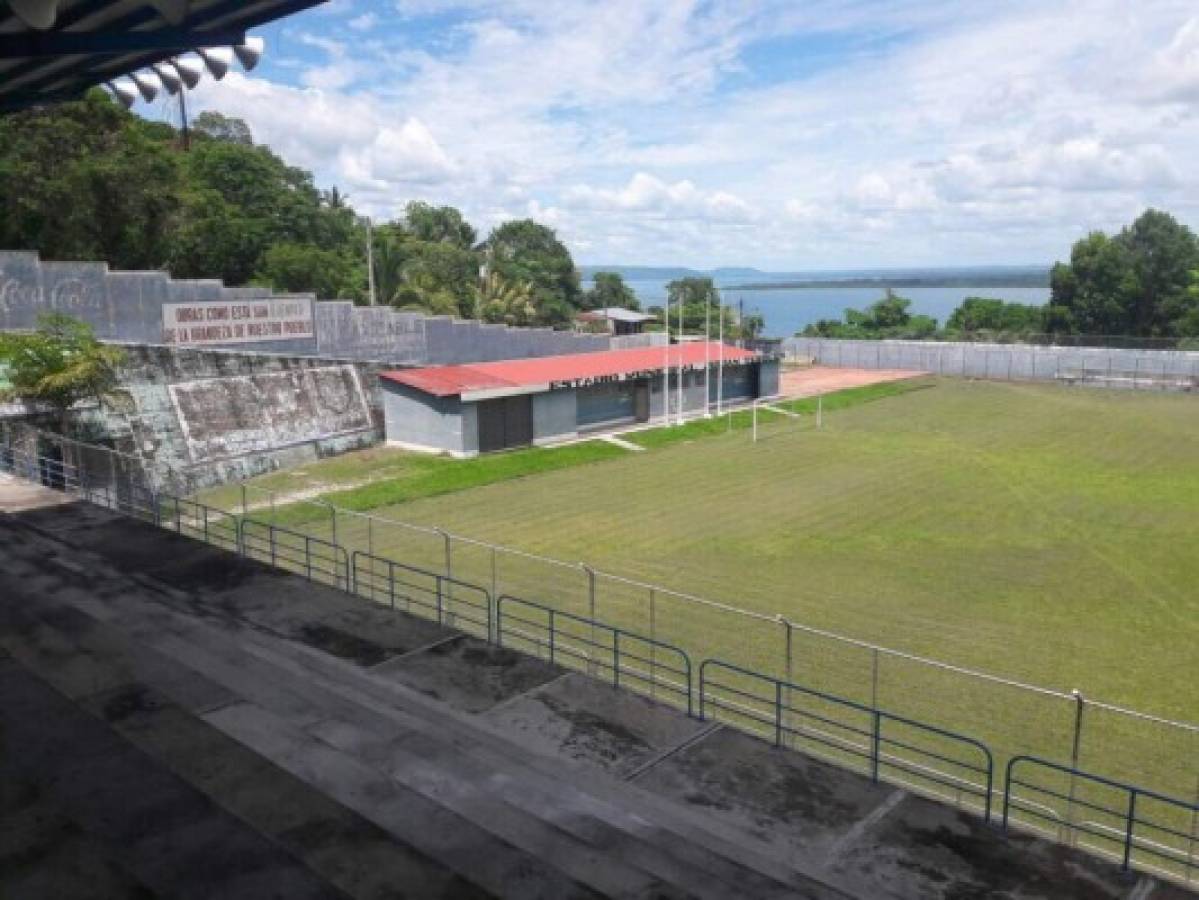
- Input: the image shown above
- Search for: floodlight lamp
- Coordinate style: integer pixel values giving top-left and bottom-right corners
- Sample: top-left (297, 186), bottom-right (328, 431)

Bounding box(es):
top-left (129, 71), bottom-right (160, 103)
top-left (153, 64), bottom-right (182, 95)
top-left (170, 56), bottom-right (205, 90)
top-left (148, 0), bottom-right (189, 25)
top-left (233, 36), bottom-right (265, 72)
top-left (198, 46), bottom-right (234, 80)
top-left (8, 0), bottom-right (59, 30)
top-left (108, 80), bottom-right (139, 110)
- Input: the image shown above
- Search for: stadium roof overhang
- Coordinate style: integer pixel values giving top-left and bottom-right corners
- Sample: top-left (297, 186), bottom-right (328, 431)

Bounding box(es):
top-left (0, 0), bottom-right (328, 114)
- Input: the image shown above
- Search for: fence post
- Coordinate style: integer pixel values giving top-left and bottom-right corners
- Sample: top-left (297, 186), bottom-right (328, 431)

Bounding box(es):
top-left (241, 483), bottom-right (247, 517)
top-left (1122, 790), bottom-right (1138, 871)
top-left (871, 647), bottom-right (880, 711)
top-left (775, 679), bottom-right (784, 747)
top-left (582, 563), bottom-right (597, 676)
top-left (871, 710), bottom-right (882, 783)
top-left (649, 588), bottom-right (657, 701)
top-left (1065, 689), bottom-right (1085, 845)
top-left (780, 616), bottom-right (794, 748)
top-left (435, 528), bottom-right (453, 624)
top-left (613, 631), bottom-right (620, 690)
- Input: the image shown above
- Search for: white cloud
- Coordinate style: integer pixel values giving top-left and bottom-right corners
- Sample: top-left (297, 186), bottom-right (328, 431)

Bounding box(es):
top-left (178, 0), bottom-right (1199, 267)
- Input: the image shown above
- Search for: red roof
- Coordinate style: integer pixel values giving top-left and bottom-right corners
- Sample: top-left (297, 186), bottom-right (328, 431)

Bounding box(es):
top-left (381, 341), bottom-right (759, 398)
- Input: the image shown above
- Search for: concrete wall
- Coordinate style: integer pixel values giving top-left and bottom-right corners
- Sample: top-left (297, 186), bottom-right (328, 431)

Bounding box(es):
top-left (785, 337), bottom-right (1199, 384)
top-left (382, 380), bottom-right (467, 456)
top-left (533, 390), bottom-right (578, 445)
top-left (1, 251), bottom-right (318, 354)
top-left (81, 344), bottom-right (386, 486)
top-left (2, 251), bottom-right (614, 365)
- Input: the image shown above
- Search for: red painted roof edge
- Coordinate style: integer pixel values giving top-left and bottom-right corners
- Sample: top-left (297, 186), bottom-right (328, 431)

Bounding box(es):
top-left (381, 341), bottom-right (759, 398)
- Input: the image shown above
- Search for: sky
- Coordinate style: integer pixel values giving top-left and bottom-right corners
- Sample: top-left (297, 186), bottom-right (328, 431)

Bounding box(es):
top-left (152, 0), bottom-right (1199, 270)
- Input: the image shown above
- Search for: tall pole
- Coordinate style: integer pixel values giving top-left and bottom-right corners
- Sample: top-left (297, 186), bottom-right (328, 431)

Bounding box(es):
top-left (178, 89), bottom-right (191, 151)
top-left (676, 288), bottom-right (684, 424)
top-left (718, 306), bottom-right (724, 415)
top-left (366, 217), bottom-right (377, 307)
top-left (704, 292), bottom-right (711, 417)
top-left (662, 296), bottom-right (670, 423)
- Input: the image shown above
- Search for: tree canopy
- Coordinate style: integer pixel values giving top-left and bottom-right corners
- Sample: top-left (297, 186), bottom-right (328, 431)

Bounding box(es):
top-left (0, 313), bottom-right (125, 435)
top-left (0, 90), bottom-right (598, 327)
top-left (1047, 209), bottom-right (1199, 337)
top-left (585, 272), bottom-right (640, 311)
top-left (802, 289), bottom-right (938, 339)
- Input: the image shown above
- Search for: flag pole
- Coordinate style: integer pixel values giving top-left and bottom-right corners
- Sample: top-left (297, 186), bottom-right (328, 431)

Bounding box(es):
top-left (704, 291), bottom-right (711, 417)
top-left (717, 303), bottom-right (724, 415)
top-left (676, 288), bottom-right (684, 424)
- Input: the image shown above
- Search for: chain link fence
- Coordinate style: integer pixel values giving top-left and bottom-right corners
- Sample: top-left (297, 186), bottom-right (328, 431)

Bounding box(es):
top-left (2, 418), bottom-right (1196, 885)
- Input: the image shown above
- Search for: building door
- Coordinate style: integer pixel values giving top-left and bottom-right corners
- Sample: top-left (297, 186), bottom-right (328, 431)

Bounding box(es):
top-left (477, 395), bottom-right (533, 453)
top-left (634, 380), bottom-right (650, 422)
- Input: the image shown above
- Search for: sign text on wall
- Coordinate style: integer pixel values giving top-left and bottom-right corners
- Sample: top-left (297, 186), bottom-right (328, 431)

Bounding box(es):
top-left (163, 298), bottom-right (314, 345)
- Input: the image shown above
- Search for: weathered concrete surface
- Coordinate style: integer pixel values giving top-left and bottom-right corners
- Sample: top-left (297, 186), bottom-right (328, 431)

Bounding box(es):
top-left (0, 487), bottom-right (1191, 899)
top-left (482, 673), bottom-right (712, 777)
top-left (376, 635), bottom-right (565, 713)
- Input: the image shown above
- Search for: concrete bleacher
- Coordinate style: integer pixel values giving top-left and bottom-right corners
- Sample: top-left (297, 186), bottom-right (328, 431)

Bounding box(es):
top-left (0, 478), bottom-right (1192, 899)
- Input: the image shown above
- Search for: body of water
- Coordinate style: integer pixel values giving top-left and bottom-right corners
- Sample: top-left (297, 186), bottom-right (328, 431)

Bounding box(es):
top-left (600, 277), bottom-right (1051, 338)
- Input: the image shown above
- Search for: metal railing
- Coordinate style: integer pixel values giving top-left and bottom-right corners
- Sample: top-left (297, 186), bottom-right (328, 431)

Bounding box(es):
top-left (158, 493), bottom-right (240, 551)
top-left (352, 550), bottom-right (492, 641)
top-left (1003, 756), bottom-right (1199, 876)
top-left (699, 659), bottom-right (994, 821)
top-left (497, 594), bottom-right (693, 716)
top-left (239, 518), bottom-right (349, 591)
top-left (3, 423), bottom-right (1198, 885)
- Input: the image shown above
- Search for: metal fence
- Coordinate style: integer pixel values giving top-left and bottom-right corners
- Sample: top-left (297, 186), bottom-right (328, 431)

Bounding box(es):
top-left (2, 420), bottom-right (1197, 885)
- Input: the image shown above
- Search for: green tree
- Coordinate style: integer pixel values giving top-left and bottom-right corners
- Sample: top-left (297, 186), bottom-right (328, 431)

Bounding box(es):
top-left (0, 89), bottom-right (181, 268)
top-left (801, 289), bottom-right (937, 339)
top-left (0, 313), bottom-right (125, 437)
top-left (1047, 210), bottom-right (1199, 337)
top-left (254, 242), bottom-right (357, 300)
top-left (946, 297), bottom-right (1045, 335)
top-left (192, 111), bottom-right (254, 145)
top-left (478, 271), bottom-right (537, 325)
top-left (483, 219), bottom-right (581, 325)
top-left (585, 272), bottom-right (640, 311)
top-left (403, 201), bottom-right (476, 249)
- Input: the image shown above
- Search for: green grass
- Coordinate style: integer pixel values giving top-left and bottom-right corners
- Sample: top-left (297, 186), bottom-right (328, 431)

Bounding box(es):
top-left (210, 378), bottom-right (1199, 824)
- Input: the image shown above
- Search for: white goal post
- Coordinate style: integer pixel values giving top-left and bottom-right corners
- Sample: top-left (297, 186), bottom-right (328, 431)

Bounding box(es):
top-left (752, 398), bottom-right (801, 443)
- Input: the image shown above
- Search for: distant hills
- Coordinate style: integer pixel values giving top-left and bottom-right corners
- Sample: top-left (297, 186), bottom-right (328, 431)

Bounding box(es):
top-left (580, 265), bottom-right (1051, 289)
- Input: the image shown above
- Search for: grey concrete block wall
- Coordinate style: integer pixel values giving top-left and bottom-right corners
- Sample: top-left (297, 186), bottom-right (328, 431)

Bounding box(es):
top-left (3, 250), bottom-right (617, 366)
top-left (786, 337), bottom-right (1199, 385)
top-left (382, 380), bottom-right (467, 455)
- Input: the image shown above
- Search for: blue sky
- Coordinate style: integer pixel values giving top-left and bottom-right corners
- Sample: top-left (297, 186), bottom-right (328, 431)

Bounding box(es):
top-left (155, 1), bottom-right (1199, 269)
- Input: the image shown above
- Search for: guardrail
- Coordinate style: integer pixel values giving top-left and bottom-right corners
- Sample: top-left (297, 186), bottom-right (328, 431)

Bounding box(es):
top-left (699, 659), bottom-right (995, 821)
top-left (352, 550), bottom-right (492, 640)
top-left (1003, 756), bottom-right (1199, 876)
top-left (239, 518), bottom-right (349, 590)
top-left (496, 594), bottom-right (693, 715)
top-left (159, 493), bottom-right (240, 552)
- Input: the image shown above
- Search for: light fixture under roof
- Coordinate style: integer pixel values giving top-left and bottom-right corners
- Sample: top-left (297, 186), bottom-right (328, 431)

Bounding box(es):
top-left (170, 56), bottom-right (205, 90)
top-left (107, 80), bottom-right (139, 110)
top-left (233, 36), bottom-right (266, 72)
top-left (197, 46), bottom-right (234, 80)
top-left (8, 0), bottom-right (59, 31)
top-left (129, 71), bottom-right (160, 103)
top-left (153, 64), bottom-right (183, 96)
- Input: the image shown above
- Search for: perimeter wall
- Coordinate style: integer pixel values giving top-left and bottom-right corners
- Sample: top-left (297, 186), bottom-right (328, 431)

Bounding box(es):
top-left (785, 337), bottom-right (1199, 383)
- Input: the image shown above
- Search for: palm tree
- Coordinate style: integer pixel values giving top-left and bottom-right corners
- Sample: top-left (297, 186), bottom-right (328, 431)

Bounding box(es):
top-left (478, 271), bottom-right (536, 325)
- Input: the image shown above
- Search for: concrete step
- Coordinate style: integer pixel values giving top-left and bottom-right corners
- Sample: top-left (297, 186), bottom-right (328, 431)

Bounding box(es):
top-left (0, 515), bottom-right (844, 899)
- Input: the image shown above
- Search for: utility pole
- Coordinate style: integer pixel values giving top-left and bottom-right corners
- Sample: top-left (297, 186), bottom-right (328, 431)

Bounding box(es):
top-left (366, 217), bottom-right (377, 307)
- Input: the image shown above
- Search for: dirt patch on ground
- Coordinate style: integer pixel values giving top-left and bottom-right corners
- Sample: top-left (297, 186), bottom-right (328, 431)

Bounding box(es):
top-left (778, 365), bottom-right (928, 398)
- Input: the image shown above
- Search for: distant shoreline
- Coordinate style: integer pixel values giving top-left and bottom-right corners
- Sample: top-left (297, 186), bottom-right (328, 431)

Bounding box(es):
top-left (726, 276), bottom-right (1050, 291)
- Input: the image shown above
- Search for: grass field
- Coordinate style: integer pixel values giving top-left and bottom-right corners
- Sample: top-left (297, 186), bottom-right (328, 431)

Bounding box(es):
top-left (212, 378), bottom-right (1199, 829)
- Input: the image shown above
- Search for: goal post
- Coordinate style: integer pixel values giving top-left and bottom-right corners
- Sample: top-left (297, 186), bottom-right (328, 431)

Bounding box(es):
top-left (752, 398), bottom-right (802, 443)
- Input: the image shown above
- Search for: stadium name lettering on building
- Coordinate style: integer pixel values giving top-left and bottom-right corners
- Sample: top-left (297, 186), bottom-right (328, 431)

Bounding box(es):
top-left (549, 364), bottom-right (723, 390)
